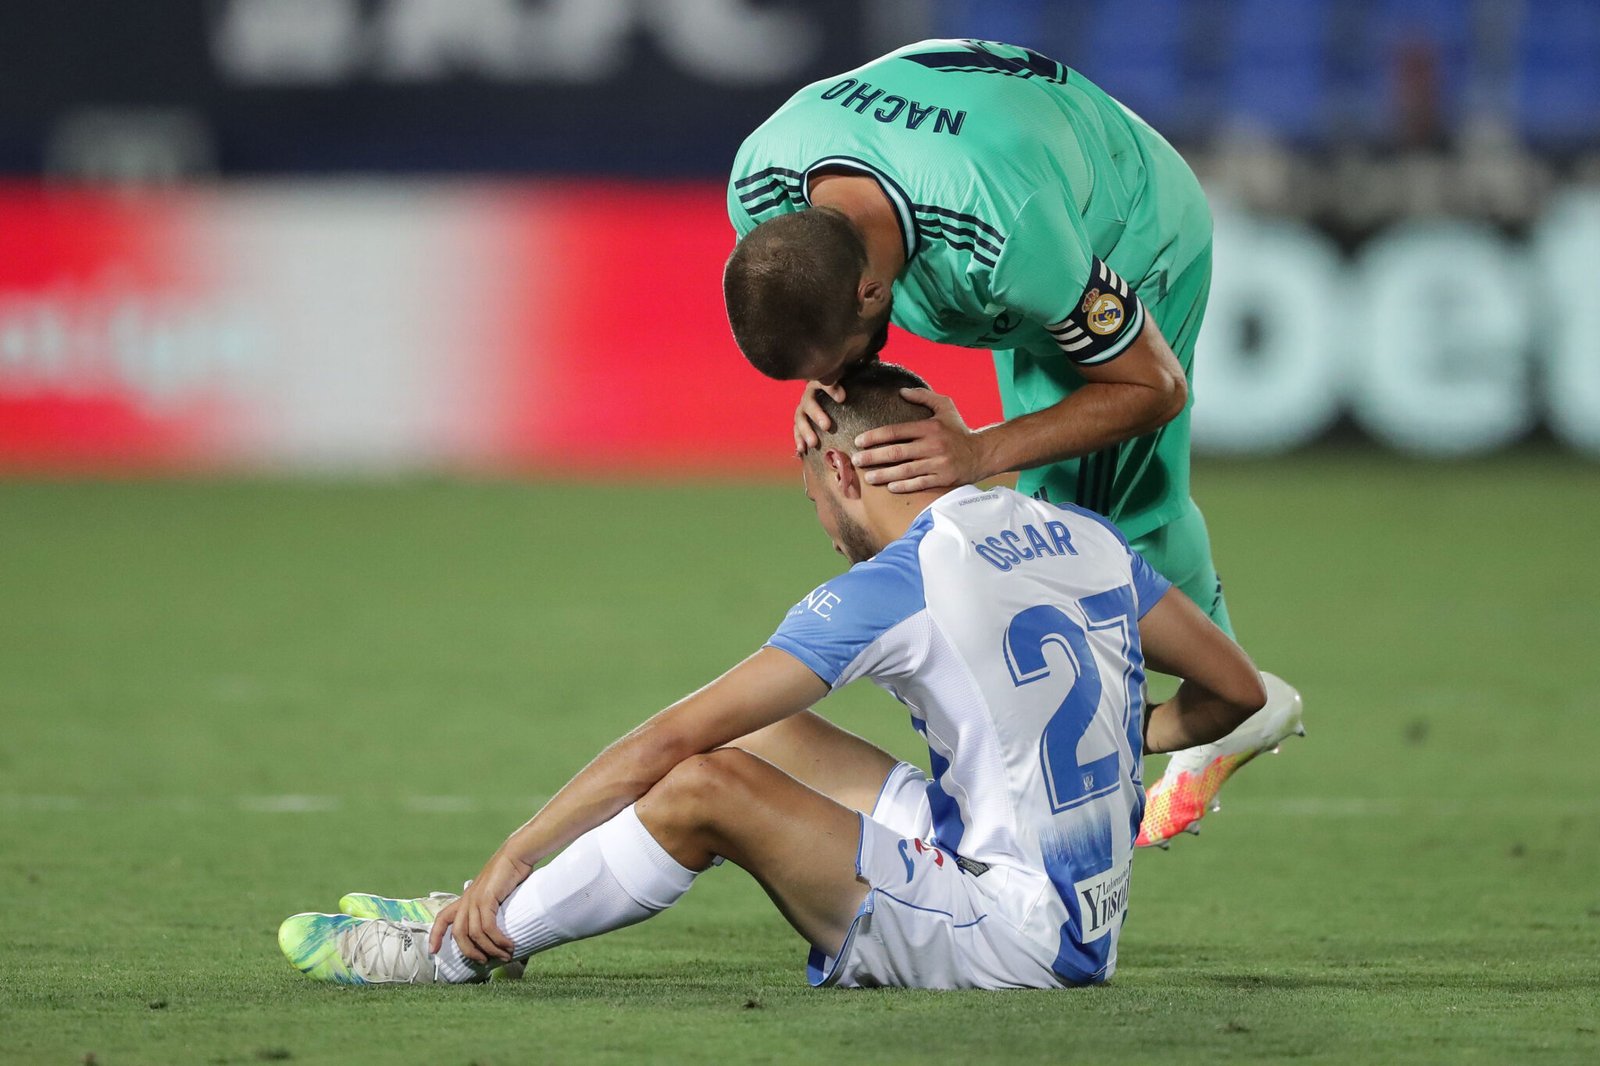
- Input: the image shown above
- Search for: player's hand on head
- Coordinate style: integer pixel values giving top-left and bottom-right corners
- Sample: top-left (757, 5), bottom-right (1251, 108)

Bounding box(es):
top-left (795, 380), bottom-right (846, 455)
top-left (852, 388), bottom-right (987, 494)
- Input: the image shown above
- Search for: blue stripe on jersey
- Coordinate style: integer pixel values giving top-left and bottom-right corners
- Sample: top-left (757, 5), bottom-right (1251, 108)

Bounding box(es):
top-left (1047, 499), bottom-right (1172, 616)
top-left (764, 511), bottom-right (934, 687)
top-left (1043, 813), bottom-right (1116, 984)
top-left (911, 716), bottom-right (966, 854)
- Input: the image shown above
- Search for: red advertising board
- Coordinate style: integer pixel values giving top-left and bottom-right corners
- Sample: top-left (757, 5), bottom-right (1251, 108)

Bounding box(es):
top-left (488, 182), bottom-right (1003, 476)
top-left (0, 180), bottom-right (1003, 476)
top-left (0, 185), bottom-right (233, 470)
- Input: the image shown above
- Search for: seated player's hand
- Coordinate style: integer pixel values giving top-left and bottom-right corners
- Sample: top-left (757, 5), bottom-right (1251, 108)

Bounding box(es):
top-left (794, 380), bottom-right (847, 455)
top-left (428, 851), bottom-right (532, 964)
top-left (852, 387), bottom-right (988, 493)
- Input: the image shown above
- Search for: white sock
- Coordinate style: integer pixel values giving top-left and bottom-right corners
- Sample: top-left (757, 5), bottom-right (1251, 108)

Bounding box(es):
top-left (434, 804), bottom-right (698, 982)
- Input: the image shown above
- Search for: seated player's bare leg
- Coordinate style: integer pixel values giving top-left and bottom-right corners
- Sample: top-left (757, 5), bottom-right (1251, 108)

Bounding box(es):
top-left (729, 710), bottom-right (899, 814)
top-left (421, 746), bottom-right (871, 983)
top-left (636, 747), bottom-right (869, 955)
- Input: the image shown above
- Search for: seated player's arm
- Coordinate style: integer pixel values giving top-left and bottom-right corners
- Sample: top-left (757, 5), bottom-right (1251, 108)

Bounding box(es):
top-left (976, 315), bottom-right (1187, 477)
top-left (504, 647), bottom-right (826, 862)
top-left (432, 648), bottom-right (827, 960)
top-left (1137, 587), bottom-right (1267, 754)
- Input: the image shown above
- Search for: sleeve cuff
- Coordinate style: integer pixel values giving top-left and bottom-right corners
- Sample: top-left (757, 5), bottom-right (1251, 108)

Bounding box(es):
top-left (763, 638), bottom-right (841, 688)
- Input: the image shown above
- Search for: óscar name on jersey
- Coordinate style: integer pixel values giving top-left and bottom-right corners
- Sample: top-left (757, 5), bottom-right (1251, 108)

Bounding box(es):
top-left (819, 79), bottom-right (967, 136)
top-left (973, 521), bottom-right (1078, 572)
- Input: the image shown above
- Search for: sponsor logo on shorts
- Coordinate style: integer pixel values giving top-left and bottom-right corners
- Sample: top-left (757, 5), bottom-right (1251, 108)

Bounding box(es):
top-left (897, 838), bottom-right (945, 882)
top-left (1074, 862), bottom-right (1131, 941)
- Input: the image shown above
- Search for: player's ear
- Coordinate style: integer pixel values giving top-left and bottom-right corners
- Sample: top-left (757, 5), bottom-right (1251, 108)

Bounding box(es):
top-left (824, 448), bottom-right (863, 499)
top-left (858, 277), bottom-right (888, 317)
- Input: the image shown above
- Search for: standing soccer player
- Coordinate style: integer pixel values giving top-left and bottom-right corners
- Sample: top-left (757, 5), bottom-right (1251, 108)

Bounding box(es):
top-left (723, 39), bottom-right (1301, 845)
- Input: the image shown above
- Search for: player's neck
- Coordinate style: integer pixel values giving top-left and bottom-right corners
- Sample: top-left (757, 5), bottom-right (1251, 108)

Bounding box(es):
top-left (864, 486), bottom-right (955, 551)
top-left (808, 173), bottom-right (906, 281)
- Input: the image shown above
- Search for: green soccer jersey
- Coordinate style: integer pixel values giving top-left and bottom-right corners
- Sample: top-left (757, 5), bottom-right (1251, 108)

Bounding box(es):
top-left (728, 39), bottom-right (1214, 540)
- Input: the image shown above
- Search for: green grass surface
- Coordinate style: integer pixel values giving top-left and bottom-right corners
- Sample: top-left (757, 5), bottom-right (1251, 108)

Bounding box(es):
top-left (3, 454), bottom-right (1598, 1065)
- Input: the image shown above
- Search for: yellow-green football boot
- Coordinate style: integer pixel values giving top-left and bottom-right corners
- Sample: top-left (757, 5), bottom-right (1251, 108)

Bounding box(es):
top-left (338, 891), bottom-right (459, 924)
top-left (336, 892), bottom-right (526, 981)
top-left (278, 913), bottom-right (446, 985)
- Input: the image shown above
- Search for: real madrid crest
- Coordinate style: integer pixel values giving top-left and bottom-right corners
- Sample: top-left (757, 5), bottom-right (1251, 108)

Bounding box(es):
top-left (1085, 292), bottom-right (1125, 335)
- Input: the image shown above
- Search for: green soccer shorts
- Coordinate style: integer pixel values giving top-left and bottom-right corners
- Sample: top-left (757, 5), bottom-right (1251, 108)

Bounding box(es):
top-left (1128, 499), bottom-right (1234, 638)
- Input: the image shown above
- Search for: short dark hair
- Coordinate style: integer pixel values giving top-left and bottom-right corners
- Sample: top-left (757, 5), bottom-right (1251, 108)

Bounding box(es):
top-left (808, 361), bottom-right (932, 454)
top-left (724, 209), bottom-right (868, 379)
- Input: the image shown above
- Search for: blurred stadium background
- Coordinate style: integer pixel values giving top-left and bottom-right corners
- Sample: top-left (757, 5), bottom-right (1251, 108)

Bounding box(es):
top-left (4, 3), bottom-right (1599, 1064)
top-left (2, 0), bottom-right (1597, 471)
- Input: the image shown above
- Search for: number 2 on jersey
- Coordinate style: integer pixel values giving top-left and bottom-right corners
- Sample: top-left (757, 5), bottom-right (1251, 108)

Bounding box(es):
top-left (1003, 586), bottom-right (1135, 813)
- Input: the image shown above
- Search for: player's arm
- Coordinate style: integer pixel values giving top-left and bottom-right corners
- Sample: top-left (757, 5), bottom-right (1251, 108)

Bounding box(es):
top-left (431, 647), bottom-right (827, 961)
top-left (852, 321), bottom-right (1185, 492)
top-left (1136, 587), bottom-right (1267, 753)
top-left (853, 190), bottom-right (1187, 492)
top-left (972, 317), bottom-right (1186, 476)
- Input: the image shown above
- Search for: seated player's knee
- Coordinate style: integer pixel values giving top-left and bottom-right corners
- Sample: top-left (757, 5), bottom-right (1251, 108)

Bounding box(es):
top-left (644, 748), bottom-right (763, 828)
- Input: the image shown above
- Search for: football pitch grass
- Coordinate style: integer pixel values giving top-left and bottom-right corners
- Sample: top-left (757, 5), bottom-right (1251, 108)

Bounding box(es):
top-left (3, 454), bottom-right (1597, 1065)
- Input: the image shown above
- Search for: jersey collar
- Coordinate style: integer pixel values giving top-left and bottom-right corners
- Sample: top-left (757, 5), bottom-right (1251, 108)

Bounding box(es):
top-left (803, 156), bottom-right (920, 262)
top-left (922, 484), bottom-right (992, 520)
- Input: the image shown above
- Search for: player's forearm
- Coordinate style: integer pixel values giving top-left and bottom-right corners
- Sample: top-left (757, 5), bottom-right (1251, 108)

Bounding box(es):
top-left (976, 380), bottom-right (1181, 477)
top-left (487, 650), bottom-right (826, 869)
top-left (1144, 678), bottom-right (1264, 754)
top-left (494, 717), bottom-right (702, 868)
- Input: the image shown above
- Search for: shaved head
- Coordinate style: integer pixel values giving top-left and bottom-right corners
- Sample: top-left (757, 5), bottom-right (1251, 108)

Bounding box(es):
top-left (799, 361), bottom-right (938, 564)
top-left (805, 361), bottom-right (933, 459)
top-left (723, 209), bottom-right (873, 380)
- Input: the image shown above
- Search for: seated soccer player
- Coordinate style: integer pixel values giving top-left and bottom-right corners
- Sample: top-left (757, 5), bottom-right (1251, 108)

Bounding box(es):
top-left (278, 362), bottom-right (1302, 989)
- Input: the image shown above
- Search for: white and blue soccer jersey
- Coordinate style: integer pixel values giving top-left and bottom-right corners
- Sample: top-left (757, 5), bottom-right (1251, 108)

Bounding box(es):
top-left (767, 485), bottom-right (1171, 985)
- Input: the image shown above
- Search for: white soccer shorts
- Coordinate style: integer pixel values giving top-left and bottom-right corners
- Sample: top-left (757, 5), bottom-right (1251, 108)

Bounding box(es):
top-left (806, 762), bottom-right (1067, 990)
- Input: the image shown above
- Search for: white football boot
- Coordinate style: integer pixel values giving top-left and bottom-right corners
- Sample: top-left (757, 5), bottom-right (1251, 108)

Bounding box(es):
top-left (1136, 672), bottom-right (1305, 848)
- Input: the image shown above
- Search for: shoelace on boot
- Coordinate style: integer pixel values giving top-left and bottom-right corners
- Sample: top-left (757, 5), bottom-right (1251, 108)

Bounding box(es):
top-left (341, 920), bottom-right (436, 983)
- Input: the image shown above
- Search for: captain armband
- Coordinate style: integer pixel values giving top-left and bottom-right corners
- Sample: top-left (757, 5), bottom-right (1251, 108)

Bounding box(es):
top-left (1044, 258), bottom-right (1147, 366)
